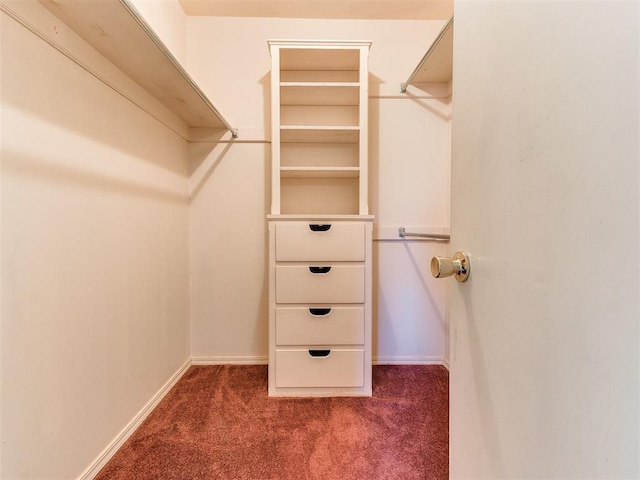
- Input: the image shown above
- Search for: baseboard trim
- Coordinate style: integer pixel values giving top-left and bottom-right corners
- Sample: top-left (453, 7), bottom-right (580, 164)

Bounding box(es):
top-left (373, 356), bottom-right (445, 365)
top-left (79, 358), bottom-right (192, 480)
top-left (442, 358), bottom-right (450, 371)
top-left (191, 355), bottom-right (268, 365)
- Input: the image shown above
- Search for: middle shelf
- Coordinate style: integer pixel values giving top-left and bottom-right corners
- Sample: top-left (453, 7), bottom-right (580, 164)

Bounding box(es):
top-left (280, 83), bottom-right (360, 106)
top-left (280, 167), bottom-right (360, 178)
top-left (280, 126), bottom-right (360, 143)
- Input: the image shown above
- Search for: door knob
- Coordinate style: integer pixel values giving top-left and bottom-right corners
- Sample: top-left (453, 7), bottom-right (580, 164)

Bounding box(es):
top-left (431, 252), bottom-right (470, 282)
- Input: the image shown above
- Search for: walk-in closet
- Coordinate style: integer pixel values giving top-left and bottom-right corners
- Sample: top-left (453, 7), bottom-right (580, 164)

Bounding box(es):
top-left (2, 1), bottom-right (638, 479)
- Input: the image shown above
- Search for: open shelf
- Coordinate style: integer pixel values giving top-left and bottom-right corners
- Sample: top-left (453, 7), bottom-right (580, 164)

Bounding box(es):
top-left (38, 0), bottom-right (237, 134)
top-left (280, 83), bottom-right (360, 106)
top-left (280, 47), bottom-right (361, 71)
top-left (280, 177), bottom-right (360, 215)
top-left (281, 143), bottom-right (358, 169)
top-left (401, 16), bottom-right (453, 89)
top-left (281, 71), bottom-right (359, 82)
top-left (280, 126), bottom-right (360, 143)
top-left (280, 167), bottom-right (360, 178)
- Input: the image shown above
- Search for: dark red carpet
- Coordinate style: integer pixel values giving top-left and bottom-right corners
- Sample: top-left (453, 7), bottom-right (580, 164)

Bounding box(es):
top-left (96, 365), bottom-right (449, 479)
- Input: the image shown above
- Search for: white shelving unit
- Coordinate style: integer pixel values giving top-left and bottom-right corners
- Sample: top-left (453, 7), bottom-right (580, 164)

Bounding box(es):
top-left (269, 40), bottom-right (371, 216)
top-left (267, 40), bottom-right (374, 397)
top-left (37, 0), bottom-right (237, 135)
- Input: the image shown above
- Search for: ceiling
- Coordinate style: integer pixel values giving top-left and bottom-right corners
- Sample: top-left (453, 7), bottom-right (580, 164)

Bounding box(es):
top-left (178, 0), bottom-right (453, 20)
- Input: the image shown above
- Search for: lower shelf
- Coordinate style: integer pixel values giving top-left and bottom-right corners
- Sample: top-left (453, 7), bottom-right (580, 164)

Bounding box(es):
top-left (280, 177), bottom-right (359, 215)
top-left (280, 166), bottom-right (359, 178)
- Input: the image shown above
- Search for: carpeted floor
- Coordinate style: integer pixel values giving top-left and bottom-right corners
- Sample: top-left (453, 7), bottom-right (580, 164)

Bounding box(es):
top-left (96, 365), bottom-right (448, 480)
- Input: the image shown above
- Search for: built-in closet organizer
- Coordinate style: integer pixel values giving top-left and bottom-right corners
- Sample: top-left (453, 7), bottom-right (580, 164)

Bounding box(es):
top-left (267, 40), bottom-right (373, 397)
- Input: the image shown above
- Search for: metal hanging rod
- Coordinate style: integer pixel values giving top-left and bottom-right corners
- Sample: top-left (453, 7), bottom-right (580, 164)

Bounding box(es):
top-left (400, 16), bottom-right (454, 93)
top-left (398, 227), bottom-right (450, 241)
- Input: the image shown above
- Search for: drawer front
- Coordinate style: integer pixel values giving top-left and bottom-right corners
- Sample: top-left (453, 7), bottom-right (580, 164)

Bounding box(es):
top-left (275, 223), bottom-right (365, 262)
top-left (275, 265), bottom-right (364, 304)
top-left (276, 306), bottom-right (365, 345)
top-left (275, 349), bottom-right (364, 388)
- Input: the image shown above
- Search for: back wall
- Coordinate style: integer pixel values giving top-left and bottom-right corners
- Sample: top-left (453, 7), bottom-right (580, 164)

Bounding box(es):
top-left (185, 16), bottom-right (451, 365)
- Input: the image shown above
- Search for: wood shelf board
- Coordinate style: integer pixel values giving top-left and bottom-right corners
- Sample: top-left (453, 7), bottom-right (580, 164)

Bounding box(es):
top-left (407, 18), bottom-right (453, 84)
top-left (38, 0), bottom-right (232, 129)
top-left (280, 84), bottom-right (359, 106)
top-left (280, 167), bottom-right (360, 178)
top-left (281, 71), bottom-right (359, 82)
top-left (280, 126), bottom-right (360, 143)
top-left (278, 47), bottom-right (362, 71)
top-left (281, 82), bottom-right (360, 87)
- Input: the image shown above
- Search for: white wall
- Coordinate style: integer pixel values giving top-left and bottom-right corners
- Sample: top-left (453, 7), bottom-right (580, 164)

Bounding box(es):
top-left (1, 3), bottom-right (190, 478)
top-left (189, 142), bottom-right (270, 362)
top-left (450, 0), bottom-right (639, 477)
top-left (186, 16), bottom-right (451, 364)
top-left (129, 0), bottom-right (187, 65)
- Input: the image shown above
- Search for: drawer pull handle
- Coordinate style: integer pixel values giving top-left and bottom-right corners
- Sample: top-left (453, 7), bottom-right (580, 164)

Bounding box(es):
top-left (309, 266), bottom-right (331, 274)
top-left (309, 224), bottom-right (331, 232)
top-left (309, 308), bottom-right (331, 316)
top-left (309, 350), bottom-right (331, 358)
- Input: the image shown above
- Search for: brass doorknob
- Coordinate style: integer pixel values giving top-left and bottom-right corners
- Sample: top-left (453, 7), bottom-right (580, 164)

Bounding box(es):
top-left (430, 252), bottom-right (470, 282)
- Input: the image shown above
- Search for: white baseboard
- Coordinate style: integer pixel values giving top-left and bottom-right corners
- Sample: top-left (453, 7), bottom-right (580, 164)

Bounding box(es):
top-left (373, 356), bottom-right (445, 365)
top-left (442, 358), bottom-right (450, 371)
top-left (79, 358), bottom-right (192, 480)
top-left (191, 355), bottom-right (268, 365)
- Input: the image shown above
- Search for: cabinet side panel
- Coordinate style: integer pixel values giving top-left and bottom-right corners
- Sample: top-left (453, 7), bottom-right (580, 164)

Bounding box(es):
top-left (358, 46), bottom-right (369, 215)
top-left (270, 45), bottom-right (281, 214)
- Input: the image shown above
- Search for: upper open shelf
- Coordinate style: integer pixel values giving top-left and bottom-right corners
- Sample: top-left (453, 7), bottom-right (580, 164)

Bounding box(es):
top-left (401, 16), bottom-right (453, 90)
top-left (270, 40), bottom-right (371, 72)
top-left (280, 83), bottom-right (360, 106)
top-left (38, 0), bottom-right (237, 135)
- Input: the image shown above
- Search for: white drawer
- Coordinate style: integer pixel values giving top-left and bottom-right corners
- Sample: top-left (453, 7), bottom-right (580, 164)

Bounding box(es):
top-left (275, 265), bottom-right (364, 304)
top-left (275, 223), bottom-right (365, 262)
top-left (276, 306), bottom-right (364, 345)
top-left (275, 349), bottom-right (364, 388)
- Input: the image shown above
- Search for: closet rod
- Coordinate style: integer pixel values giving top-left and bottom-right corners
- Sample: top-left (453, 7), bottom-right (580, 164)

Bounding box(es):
top-left (400, 16), bottom-right (454, 93)
top-left (398, 227), bottom-right (450, 241)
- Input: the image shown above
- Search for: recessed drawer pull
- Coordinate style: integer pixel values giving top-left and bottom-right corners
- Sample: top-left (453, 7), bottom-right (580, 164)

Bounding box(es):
top-left (309, 224), bottom-right (331, 232)
top-left (309, 307), bottom-right (331, 316)
top-left (309, 266), bottom-right (331, 274)
top-left (308, 350), bottom-right (331, 358)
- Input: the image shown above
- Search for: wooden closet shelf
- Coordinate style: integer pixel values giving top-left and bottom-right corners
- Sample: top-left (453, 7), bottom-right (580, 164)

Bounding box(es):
top-left (280, 84), bottom-right (360, 106)
top-left (38, 0), bottom-right (237, 134)
top-left (280, 126), bottom-right (360, 143)
top-left (401, 16), bottom-right (453, 89)
top-left (280, 167), bottom-right (360, 178)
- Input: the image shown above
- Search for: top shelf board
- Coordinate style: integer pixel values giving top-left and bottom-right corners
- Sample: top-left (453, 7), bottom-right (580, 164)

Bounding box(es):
top-left (38, 0), bottom-right (237, 133)
top-left (402, 17), bottom-right (453, 88)
top-left (269, 40), bottom-right (371, 72)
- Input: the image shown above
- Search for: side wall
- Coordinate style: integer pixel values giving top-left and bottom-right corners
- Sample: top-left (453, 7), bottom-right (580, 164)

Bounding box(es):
top-left (0, 4), bottom-right (190, 478)
top-left (186, 17), bottom-right (451, 364)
